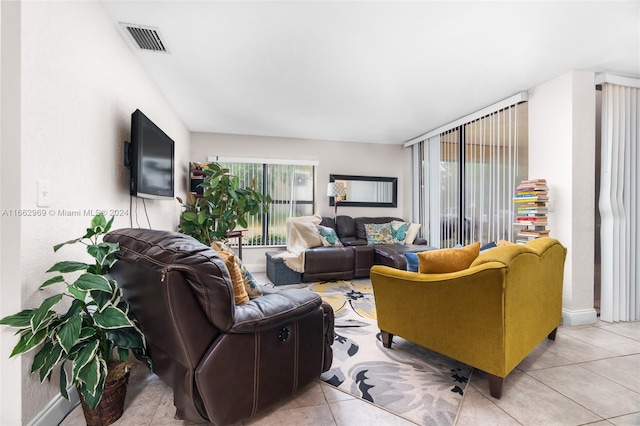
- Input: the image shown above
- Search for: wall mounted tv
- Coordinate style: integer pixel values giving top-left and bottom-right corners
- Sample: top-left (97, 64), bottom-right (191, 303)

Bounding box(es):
top-left (129, 109), bottom-right (175, 199)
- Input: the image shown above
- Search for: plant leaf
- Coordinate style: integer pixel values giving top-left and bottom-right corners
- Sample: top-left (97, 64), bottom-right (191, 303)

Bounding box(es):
top-left (47, 261), bottom-right (90, 273)
top-left (53, 238), bottom-right (82, 252)
top-left (72, 340), bottom-right (99, 382)
top-left (103, 215), bottom-right (115, 234)
top-left (117, 347), bottom-right (129, 361)
top-left (30, 294), bottom-right (63, 333)
top-left (31, 341), bottom-right (54, 373)
top-left (38, 343), bottom-right (64, 382)
top-left (77, 356), bottom-right (100, 396)
top-left (59, 363), bottom-right (69, 400)
top-left (0, 309), bottom-right (35, 328)
top-left (93, 307), bottom-right (133, 329)
top-left (67, 284), bottom-right (87, 301)
top-left (40, 275), bottom-right (65, 289)
top-left (10, 328), bottom-right (47, 357)
top-left (90, 289), bottom-right (112, 312)
top-left (90, 213), bottom-right (108, 234)
top-left (183, 211), bottom-right (197, 222)
top-left (107, 326), bottom-right (144, 350)
top-left (78, 326), bottom-right (96, 341)
top-left (56, 316), bottom-right (82, 354)
top-left (73, 273), bottom-right (111, 293)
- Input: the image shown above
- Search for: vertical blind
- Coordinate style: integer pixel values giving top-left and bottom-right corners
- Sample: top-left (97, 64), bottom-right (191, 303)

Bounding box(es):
top-left (599, 81), bottom-right (640, 322)
top-left (412, 97), bottom-right (528, 248)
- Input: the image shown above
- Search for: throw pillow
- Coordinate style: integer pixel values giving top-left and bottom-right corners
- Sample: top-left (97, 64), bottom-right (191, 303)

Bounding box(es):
top-left (364, 222), bottom-right (395, 245)
top-left (480, 241), bottom-right (497, 252)
top-left (316, 225), bottom-right (343, 247)
top-left (404, 252), bottom-right (419, 272)
top-left (404, 223), bottom-right (421, 245)
top-left (417, 242), bottom-right (481, 274)
top-left (390, 220), bottom-right (410, 245)
top-left (211, 241), bottom-right (263, 299)
top-left (217, 251), bottom-right (249, 305)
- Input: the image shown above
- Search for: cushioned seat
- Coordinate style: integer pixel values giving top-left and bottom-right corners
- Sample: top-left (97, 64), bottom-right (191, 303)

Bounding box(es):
top-left (104, 228), bottom-right (334, 425)
top-left (370, 237), bottom-right (567, 399)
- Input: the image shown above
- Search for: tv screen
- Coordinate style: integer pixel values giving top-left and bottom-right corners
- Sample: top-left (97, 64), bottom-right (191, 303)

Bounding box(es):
top-left (130, 109), bottom-right (175, 199)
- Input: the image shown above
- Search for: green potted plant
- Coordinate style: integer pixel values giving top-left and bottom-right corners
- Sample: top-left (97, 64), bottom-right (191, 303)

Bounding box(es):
top-left (177, 161), bottom-right (272, 246)
top-left (0, 213), bottom-right (150, 426)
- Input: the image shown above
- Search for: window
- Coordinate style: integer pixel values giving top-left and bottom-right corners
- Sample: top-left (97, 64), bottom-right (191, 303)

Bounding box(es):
top-left (409, 94), bottom-right (528, 248)
top-left (211, 157), bottom-right (317, 246)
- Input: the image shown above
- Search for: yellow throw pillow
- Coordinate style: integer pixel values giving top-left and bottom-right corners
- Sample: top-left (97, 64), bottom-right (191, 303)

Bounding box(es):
top-left (218, 251), bottom-right (249, 305)
top-left (211, 241), bottom-right (263, 299)
top-left (418, 242), bottom-right (481, 274)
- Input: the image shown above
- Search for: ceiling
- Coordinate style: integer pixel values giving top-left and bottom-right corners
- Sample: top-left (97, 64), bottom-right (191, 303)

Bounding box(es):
top-left (99, 1), bottom-right (640, 145)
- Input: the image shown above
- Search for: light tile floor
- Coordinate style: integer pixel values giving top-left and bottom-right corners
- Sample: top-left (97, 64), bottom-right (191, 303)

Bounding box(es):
top-left (60, 274), bottom-right (640, 426)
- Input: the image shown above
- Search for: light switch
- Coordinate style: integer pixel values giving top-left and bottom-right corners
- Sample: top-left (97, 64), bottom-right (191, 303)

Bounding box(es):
top-left (37, 180), bottom-right (51, 207)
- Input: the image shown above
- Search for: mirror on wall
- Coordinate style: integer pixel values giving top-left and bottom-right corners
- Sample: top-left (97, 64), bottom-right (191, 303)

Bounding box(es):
top-left (329, 174), bottom-right (398, 208)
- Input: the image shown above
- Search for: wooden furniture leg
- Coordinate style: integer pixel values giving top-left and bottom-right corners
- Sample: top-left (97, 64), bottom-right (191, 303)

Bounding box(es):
top-left (488, 374), bottom-right (504, 399)
top-left (380, 331), bottom-right (394, 348)
top-left (548, 327), bottom-right (558, 340)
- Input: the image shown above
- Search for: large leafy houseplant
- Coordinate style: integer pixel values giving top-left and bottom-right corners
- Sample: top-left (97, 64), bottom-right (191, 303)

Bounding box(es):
top-left (178, 162), bottom-right (272, 246)
top-left (0, 214), bottom-right (150, 412)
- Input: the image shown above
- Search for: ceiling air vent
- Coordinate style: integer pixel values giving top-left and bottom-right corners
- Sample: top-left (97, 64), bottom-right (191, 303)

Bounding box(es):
top-left (120, 23), bottom-right (168, 53)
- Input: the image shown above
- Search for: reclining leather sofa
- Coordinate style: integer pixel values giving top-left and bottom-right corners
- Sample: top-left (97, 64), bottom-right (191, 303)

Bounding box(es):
top-left (370, 237), bottom-right (566, 399)
top-left (301, 215), bottom-right (433, 281)
top-left (104, 228), bottom-right (335, 425)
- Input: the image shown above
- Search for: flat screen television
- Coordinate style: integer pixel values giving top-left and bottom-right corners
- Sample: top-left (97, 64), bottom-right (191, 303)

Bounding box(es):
top-left (129, 109), bottom-right (175, 199)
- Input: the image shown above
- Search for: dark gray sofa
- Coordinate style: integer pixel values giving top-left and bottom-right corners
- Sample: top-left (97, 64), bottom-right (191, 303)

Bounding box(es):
top-left (301, 215), bottom-right (433, 281)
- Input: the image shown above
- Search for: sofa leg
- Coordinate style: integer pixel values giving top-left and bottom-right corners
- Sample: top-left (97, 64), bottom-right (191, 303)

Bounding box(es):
top-left (548, 327), bottom-right (558, 341)
top-left (380, 331), bottom-right (393, 348)
top-left (488, 374), bottom-right (503, 399)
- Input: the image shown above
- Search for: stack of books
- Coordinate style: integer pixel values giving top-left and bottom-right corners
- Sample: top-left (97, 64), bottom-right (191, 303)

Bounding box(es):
top-left (514, 179), bottom-right (549, 244)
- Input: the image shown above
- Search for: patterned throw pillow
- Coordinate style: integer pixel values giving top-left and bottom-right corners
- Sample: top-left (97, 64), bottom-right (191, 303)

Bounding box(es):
top-left (316, 225), bottom-right (343, 247)
top-left (211, 241), bottom-right (263, 299)
top-left (217, 251), bottom-right (249, 305)
top-left (417, 242), bottom-right (481, 274)
top-left (364, 223), bottom-right (395, 245)
top-left (390, 221), bottom-right (410, 245)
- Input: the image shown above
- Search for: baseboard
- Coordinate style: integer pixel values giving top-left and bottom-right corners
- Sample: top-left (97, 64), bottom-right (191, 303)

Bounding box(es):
top-left (28, 386), bottom-right (79, 426)
top-left (562, 308), bottom-right (598, 326)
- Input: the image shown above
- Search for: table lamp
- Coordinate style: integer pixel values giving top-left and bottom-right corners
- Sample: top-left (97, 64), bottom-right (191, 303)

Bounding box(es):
top-left (327, 182), bottom-right (346, 218)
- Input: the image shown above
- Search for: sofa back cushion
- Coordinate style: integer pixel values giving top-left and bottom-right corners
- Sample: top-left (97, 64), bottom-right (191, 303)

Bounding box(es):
top-left (336, 215), bottom-right (356, 238)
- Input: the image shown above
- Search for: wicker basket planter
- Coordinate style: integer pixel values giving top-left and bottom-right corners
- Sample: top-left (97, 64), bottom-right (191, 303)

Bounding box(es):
top-left (78, 371), bottom-right (130, 426)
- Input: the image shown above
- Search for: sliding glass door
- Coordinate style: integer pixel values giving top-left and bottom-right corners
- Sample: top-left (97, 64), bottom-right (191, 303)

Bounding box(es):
top-left (417, 102), bottom-right (528, 248)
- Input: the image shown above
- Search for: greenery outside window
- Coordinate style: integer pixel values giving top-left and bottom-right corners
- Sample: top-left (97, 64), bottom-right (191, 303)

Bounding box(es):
top-left (212, 157), bottom-right (317, 246)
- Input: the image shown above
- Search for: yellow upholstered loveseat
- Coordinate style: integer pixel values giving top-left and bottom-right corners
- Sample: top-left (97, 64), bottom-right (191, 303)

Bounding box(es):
top-left (370, 237), bottom-right (567, 399)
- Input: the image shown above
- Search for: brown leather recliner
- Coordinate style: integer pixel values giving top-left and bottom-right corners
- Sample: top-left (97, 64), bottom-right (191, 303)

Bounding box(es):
top-left (104, 228), bottom-right (334, 425)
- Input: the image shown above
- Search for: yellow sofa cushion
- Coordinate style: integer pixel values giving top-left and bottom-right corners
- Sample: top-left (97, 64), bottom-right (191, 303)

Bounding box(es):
top-left (417, 242), bottom-right (481, 274)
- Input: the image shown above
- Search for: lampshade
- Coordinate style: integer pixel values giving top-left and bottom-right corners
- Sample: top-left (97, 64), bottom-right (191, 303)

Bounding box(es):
top-left (327, 182), bottom-right (346, 198)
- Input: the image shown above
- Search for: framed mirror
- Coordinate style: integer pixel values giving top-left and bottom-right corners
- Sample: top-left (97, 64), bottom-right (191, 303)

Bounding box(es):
top-left (329, 174), bottom-right (398, 208)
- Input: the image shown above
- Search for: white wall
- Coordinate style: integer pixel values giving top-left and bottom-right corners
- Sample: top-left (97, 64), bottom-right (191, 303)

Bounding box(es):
top-left (0, 1), bottom-right (190, 424)
top-left (528, 70), bottom-right (597, 325)
top-left (190, 132), bottom-right (409, 270)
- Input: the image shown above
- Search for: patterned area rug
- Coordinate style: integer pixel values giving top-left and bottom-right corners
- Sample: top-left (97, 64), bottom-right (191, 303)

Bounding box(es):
top-left (309, 280), bottom-right (473, 426)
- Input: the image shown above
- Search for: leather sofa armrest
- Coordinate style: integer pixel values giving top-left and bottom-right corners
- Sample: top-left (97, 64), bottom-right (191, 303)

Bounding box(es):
top-left (413, 237), bottom-right (428, 245)
top-left (230, 288), bottom-right (322, 333)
